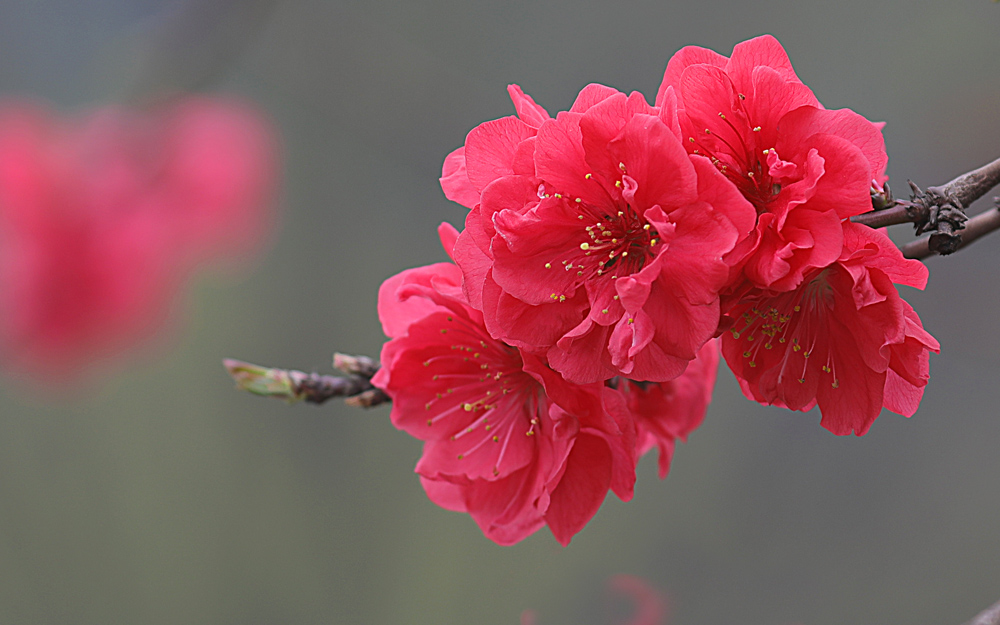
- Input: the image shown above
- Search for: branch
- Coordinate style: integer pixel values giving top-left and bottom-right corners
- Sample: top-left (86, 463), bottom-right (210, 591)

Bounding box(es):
top-left (938, 156), bottom-right (1000, 209)
top-left (852, 156), bottom-right (1000, 255)
top-left (223, 353), bottom-right (389, 408)
top-left (227, 159), bottom-right (1000, 409)
top-left (963, 598), bottom-right (1000, 625)
top-left (850, 201), bottom-right (924, 229)
top-left (903, 202), bottom-right (1000, 260)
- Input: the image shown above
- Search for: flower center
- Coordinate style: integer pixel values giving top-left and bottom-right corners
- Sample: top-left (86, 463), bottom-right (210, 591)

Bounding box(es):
top-left (577, 202), bottom-right (658, 278)
top-left (419, 313), bottom-right (540, 475)
top-left (685, 90), bottom-right (780, 213)
top-left (540, 165), bottom-right (661, 298)
top-left (729, 269), bottom-right (841, 388)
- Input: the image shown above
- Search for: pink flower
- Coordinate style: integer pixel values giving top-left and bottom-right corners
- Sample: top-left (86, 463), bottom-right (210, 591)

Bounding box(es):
top-left (449, 85), bottom-right (756, 384)
top-left (721, 222), bottom-right (939, 435)
top-left (0, 97), bottom-right (278, 379)
top-left (150, 98), bottom-right (279, 266)
top-left (614, 340), bottom-right (718, 478)
top-left (373, 224), bottom-right (636, 546)
top-left (657, 35), bottom-right (888, 292)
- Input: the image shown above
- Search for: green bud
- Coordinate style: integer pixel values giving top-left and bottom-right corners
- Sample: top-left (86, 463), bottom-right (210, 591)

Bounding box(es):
top-left (224, 359), bottom-right (302, 402)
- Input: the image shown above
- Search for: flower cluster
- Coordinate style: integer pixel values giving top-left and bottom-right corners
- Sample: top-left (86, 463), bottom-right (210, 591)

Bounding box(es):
top-left (0, 97), bottom-right (278, 380)
top-left (374, 35), bottom-right (937, 545)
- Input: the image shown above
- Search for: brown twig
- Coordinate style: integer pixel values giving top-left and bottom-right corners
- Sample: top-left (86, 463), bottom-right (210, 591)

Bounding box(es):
top-left (852, 156), bottom-right (1000, 255)
top-left (227, 160), bottom-right (1000, 409)
top-left (936, 156), bottom-right (1000, 209)
top-left (223, 357), bottom-right (389, 407)
top-left (332, 352), bottom-right (379, 377)
top-left (851, 202), bottom-right (923, 228)
top-left (903, 201), bottom-right (1000, 260)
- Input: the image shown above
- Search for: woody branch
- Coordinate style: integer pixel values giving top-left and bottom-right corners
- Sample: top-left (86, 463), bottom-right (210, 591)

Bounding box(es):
top-left (225, 154), bottom-right (1000, 407)
top-left (221, 151), bottom-right (1000, 618)
top-left (852, 155), bottom-right (1000, 257)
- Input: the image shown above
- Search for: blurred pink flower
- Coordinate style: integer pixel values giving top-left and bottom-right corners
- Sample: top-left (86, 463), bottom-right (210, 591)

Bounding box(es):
top-left (0, 97), bottom-right (278, 379)
top-left (520, 574), bottom-right (668, 625)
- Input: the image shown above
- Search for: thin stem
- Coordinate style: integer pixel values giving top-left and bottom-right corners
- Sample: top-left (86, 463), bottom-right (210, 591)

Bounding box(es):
top-left (223, 357), bottom-right (389, 407)
top-left (852, 204), bottom-right (922, 228)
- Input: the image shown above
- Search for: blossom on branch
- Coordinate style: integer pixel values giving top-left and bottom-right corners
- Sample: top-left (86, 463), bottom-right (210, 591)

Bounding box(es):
top-left (657, 35), bottom-right (888, 293)
top-left (721, 223), bottom-right (939, 435)
top-left (212, 32), bottom-right (955, 548)
top-left (447, 85), bottom-right (756, 384)
top-left (654, 35), bottom-right (938, 433)
top-left (375, 34), bottom-right (941, 546)
top-left (373, 225), bottom-right (637, 546)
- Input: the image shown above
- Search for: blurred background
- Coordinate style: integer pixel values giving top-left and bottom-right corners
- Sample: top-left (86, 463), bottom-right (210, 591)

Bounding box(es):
top-left (0, 1), bottom-right (998, 623)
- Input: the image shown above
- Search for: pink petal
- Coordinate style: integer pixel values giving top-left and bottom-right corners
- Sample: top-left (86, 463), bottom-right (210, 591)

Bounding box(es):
top-left (611, 113), bottom-right (700, 210)
top-left (841, 222), bottom-right (928, 289)
top-left (545, 433), bottom-right (613, 545)
top-left (440, 146), bottom-right (480, 208)
top-left (656, 44), bottom-right (728, 105)
top-left (465, 116), bottom-right (536, 192)
top-left (437, 221), bottom-right (460, 261)
top-left (778, 105), bottom-right (888, 184)
top-left (507, 84), bottom-right (551, 128)
top-left (535, 114), bottom-right (615, 208)
top-left (569, 84), bottom-right (622, 113)
top-left (728, 34), bottom-right (805, 89)
top-left (549, 318), bottom-right (617, 383)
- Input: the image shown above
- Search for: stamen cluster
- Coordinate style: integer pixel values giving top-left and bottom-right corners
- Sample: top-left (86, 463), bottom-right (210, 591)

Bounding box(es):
top-left (374, 35), bottom-right (938, 545)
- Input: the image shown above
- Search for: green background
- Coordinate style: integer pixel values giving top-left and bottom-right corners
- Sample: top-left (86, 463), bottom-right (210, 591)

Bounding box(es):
top-left (0, 1), bottom-right (998, 623)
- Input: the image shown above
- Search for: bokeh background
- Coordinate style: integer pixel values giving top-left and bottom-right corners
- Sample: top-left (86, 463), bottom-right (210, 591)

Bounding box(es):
top-left (0, 1), bottom-right (998, 623)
